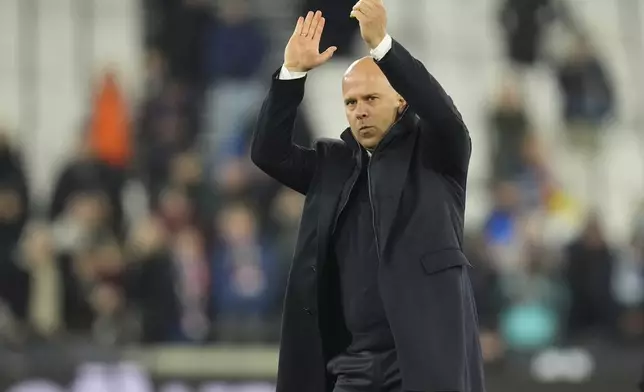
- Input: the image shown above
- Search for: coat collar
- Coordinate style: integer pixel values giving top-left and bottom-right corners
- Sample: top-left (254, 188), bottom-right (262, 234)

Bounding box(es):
top-left (339, 106), bottom-right (416, 153)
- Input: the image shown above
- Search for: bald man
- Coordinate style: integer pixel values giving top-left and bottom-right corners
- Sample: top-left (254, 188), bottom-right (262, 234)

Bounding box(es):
top-left (251, 2), bottom-right (485, 392)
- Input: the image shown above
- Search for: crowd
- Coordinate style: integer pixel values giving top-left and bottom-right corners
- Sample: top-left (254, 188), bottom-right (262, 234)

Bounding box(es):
top-left (0, 0), bottom-right (300, 347)
top-left (471, 0), bottom-right (643, 363)
top-left (0, 0), bottom-right (642, 367)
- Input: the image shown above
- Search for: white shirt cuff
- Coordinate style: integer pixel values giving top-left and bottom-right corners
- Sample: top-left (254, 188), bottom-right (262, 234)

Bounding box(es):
top-left (370, 34), bottom-right (393, 61)
top-left (279, 65), bottom-right (307, 80)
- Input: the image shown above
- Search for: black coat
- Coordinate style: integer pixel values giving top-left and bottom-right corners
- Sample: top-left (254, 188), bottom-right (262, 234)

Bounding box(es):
top-left (251, 39), bottom-right (485, 392)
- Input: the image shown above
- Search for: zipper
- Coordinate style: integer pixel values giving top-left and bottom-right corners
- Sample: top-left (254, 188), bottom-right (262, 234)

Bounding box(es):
top-left (367, 111), bottom-right (407, 264)
top-left (367, 159), bottom-right (382, 264)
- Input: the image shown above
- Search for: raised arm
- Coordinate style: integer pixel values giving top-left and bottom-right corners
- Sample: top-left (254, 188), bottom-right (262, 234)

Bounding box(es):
top-left (250, 11), bottom-right (337, 195)
top-left (351, 0), bottom-right (471, 174)
top-left (251, 75), bottom-right (315, 195)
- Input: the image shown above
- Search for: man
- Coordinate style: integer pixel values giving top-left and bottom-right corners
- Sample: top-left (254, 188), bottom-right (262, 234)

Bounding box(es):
top-left (251, 1), bottom-right (485, 391)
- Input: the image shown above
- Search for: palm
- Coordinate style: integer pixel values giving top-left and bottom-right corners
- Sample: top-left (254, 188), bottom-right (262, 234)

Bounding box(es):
top-left (284, 11), bottom-right (337, 72)
top-left (284, 36), bottom-right (322, 70)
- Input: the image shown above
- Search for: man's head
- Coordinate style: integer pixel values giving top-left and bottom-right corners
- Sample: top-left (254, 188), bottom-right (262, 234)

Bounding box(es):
top-left (342, 57), bottom-right (406, 149)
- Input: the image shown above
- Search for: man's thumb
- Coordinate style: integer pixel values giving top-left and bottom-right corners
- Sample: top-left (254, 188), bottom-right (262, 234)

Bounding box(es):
top-left (320, 46), bottom-right (338, 61)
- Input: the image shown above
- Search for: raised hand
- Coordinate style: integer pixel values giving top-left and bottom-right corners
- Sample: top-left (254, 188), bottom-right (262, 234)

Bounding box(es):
top-left (350, 0), bottom-right (388, 49)
top-left (284, 11), bottom-right (337, 72)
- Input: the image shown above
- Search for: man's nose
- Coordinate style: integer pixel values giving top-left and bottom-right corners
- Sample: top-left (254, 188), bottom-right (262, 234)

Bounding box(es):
top-left (355, 102), bottom-right (369, 119)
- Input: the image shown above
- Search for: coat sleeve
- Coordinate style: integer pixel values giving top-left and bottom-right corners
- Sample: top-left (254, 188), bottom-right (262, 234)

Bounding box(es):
top-left (375, 38), bottom-right (471, 176)
top-left (250, 69), bottom-right (318, 195)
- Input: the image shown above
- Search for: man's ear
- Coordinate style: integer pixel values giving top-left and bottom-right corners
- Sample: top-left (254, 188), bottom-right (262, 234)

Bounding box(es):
top-left (397, 97), bottom-right (407, 114)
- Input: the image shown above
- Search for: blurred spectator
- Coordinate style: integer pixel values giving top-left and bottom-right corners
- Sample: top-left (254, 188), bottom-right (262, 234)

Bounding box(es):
top-left (143, 49), bottom-right (168, 98)
top-left (612, 229), bottom-right (644, 340)
top-left (88, 71), bottom-right (132, 171)
top-left (488, 80), bottom-right (531, 182)
top-left (144, 0), bottom-right (212, 88)
top-left (210, 202), bottom-right (280, 342)
top-left (89, 236), bottom-right (126, 287)
top-left (464, 232), bottom-right (505, 363)
top-left (59, 234), bottom-right (131, 343)
top-left (556, 36), bottom-right (615, 155)
top-left (19, 223), bottom-right (63, 340)
top-left (89, 282), bottom-right (138, 346)
top-left (203, 0), bottom-right (267, 85)
top-left (49, 137), bottom-right (124, 238)
top-left (499, 0), bottom-right (559, 68)
top-left (515, 132), bottom-right (555, 212)
top-left (203, 0), bottom-right (268, 170)
top-left (216, 158), bottom-right (255, 200)
top-left (51, 192), bottom-right (113, 257)
top-left (499, 243), bottom-right (564, 351)
top-left (301, 0), bottom-right (359, 58)
top-left (563, 214), bottom-right (618, 342)
top-left (157, 186), bottom-right (195, 235)
top-left (171, 227), bottom-right (209, 342)
top-left (138, 82), bottom-right (199, 207)
top-left (0, 131), bottom-right (29, 255)
top-left (632, 201), bottom-right (644, 239)
top-left (125, 217), bottom-right (181, 343)
top-left (484, 181), bottom-right (524, 273)
top-left (0, 131), bottom-right (31, 328)
top-left (168, 151), bottom-right (220, 245)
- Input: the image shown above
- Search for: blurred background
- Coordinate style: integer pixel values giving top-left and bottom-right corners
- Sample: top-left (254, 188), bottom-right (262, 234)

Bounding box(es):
top-left (0, 0), bottom-right (643, 390)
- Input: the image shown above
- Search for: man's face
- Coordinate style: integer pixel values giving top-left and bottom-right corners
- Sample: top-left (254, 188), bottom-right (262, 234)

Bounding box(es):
top-left (342, 58), bottom-right (405, 150)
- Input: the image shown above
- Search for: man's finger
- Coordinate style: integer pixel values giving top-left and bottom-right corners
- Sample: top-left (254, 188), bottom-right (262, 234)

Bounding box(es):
top-left (349, 9), bottom-right (368, 21)
top-left (311, 16), bottom-right (326, 42)
top-left (352, 5), bottom-right (370, 17)
top-left (319, 46), bottom-right (338, 63)
top-left (353, 0), bottom-right (374, 14)
top-left (302, 11), bottom-right (315, 36)
top-left (309, 11), bottom-right (323, 40)
top-left (293, 16), bottom-right (304, 36)
top-left (365, 0), bottom-right (385, 12)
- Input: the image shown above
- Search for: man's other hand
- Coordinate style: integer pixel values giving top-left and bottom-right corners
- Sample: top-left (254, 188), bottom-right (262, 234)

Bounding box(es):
top-left (284, 11), bottom-right (338, 73)
top-left (350, 0), bottom-right (388, 49)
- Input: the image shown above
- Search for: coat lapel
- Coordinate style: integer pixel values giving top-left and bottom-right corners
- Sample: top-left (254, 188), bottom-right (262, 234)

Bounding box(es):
top-left (375, 113), bottom-right (419, 255)
top-left (316, 144), bottom-right (356, 268)
top-left (379, 137), bottom-right (415, 254)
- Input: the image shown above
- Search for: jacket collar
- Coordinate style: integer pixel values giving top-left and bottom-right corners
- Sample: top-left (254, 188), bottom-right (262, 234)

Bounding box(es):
top-left (339, 106), bottom-right (416, 153)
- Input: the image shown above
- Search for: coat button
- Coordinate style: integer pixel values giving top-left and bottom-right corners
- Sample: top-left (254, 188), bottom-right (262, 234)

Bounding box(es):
top-left (303, 307), bottom-right (313, 315)
top-left (310, 265), bottom-right (316, 272)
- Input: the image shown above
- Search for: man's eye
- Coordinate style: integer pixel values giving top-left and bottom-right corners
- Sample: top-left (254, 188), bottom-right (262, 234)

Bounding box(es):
top-left (368, 96), bottom-right (377, 101)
